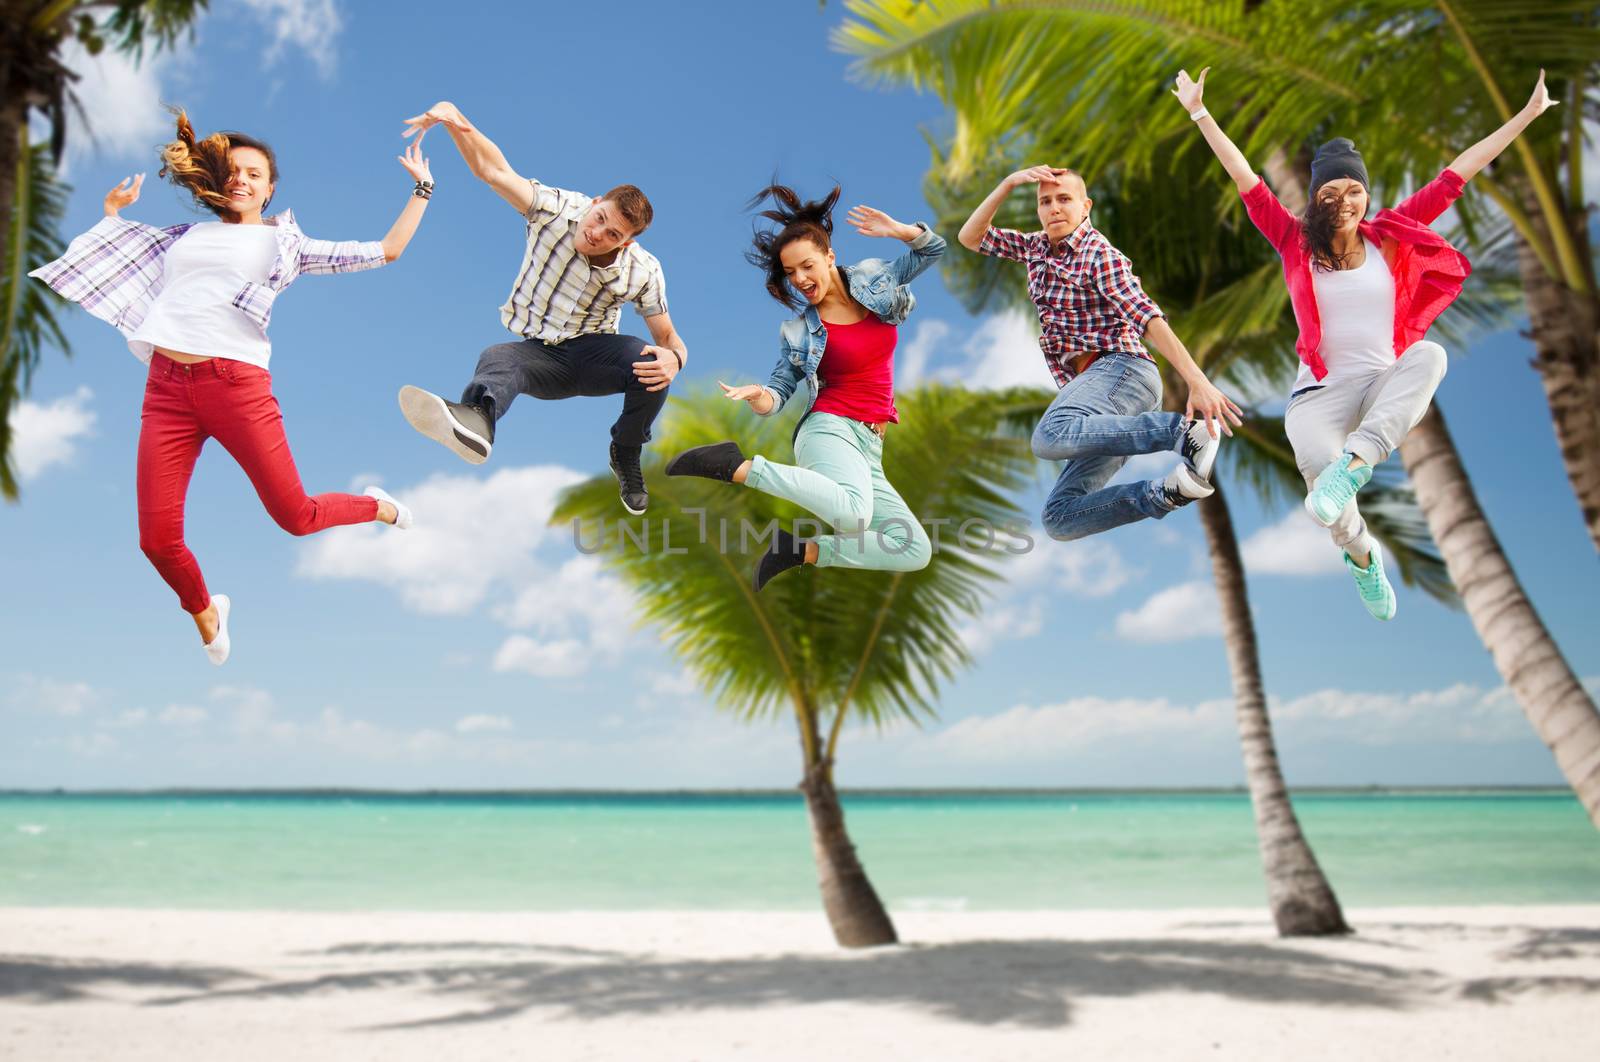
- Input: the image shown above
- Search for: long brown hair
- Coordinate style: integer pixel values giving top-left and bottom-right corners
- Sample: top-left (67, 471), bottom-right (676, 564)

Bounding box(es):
top-left (158, 108), bottom-right (279, 220)
top-left (745, 183), bottom-right (841, 311)
top-left (1300, 195), bottom-right (1359, 271)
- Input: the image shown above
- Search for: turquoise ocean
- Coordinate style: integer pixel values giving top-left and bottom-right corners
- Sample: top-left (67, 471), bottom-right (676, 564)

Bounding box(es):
top-left (3, 791), bottom-right (1597, 910)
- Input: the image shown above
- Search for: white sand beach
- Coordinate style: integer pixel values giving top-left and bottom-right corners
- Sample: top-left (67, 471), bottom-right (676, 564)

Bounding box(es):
top-left (3, 906), bottom-right (1598, 1061)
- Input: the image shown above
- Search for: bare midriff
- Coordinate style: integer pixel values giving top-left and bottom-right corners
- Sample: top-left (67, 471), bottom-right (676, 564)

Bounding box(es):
top-left (152, 346), bottom-right (213, 365)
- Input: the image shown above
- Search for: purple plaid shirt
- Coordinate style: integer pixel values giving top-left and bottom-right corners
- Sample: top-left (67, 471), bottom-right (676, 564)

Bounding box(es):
top-left (29, 209), bottom-right (385, 359)
top-left (978, 220), bottom-right (1163, 387)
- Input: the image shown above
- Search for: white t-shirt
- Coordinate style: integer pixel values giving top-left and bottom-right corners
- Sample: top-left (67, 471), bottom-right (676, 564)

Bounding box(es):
top-left (129, 222), bottom-right (279, 369)
top-left (1296, 238), bottom-right (1396, 392)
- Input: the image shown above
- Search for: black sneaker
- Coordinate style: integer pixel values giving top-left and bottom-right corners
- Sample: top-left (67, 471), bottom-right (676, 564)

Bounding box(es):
top-left (398, 385), bottom-right (493, 465)
top-left (1178, 418), bottom-right (1221, 482)
top-left (753, 528), bottom-right (809, 592)
top-left (1161, 464), bottom-right (1215, 508)
top-left (609, 443), bottom-right (648, 515)
top-left (665, 441), bottom-right (746, 482)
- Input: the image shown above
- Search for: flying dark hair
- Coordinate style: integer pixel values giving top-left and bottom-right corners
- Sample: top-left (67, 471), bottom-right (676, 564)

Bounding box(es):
top-left (158, 108), bottom-right (279, 220)
top-left (1299, 187), bottom-right (1366, 271)
top-left (745, 183), bottom-right (841, 311)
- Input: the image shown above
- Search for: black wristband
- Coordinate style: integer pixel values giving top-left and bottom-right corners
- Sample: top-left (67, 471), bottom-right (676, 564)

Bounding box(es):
top-left (671, 349), bottom-right (684, 371)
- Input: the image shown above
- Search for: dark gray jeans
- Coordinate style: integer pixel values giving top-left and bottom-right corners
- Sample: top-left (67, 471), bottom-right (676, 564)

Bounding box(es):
top-left (461, 333), bottom-right (668, 447)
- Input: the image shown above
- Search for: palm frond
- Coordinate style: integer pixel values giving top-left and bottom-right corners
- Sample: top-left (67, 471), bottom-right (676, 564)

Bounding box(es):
top-left (1, 140), bottom-right (71, 500)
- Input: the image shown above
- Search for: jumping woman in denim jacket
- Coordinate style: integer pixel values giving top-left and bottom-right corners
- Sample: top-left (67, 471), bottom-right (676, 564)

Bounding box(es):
top-left (31, 110), bottom-right (433, 664)
top-left (665, 184), bottom-right (942, 591)
top-left (1175, 68), bottom-right (1558, 620)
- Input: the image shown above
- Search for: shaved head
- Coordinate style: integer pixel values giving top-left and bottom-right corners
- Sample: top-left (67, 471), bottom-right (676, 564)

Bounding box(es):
top-left (1036, 169), bottom-right (1088, 199)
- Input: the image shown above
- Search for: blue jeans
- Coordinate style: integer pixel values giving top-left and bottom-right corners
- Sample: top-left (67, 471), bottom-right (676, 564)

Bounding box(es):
top-left (1031, 353), bottom-right (1184, 541)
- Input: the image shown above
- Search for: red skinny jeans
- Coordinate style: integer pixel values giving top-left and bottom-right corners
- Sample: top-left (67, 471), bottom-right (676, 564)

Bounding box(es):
top-left (137, 353), bottom-right (377, 613)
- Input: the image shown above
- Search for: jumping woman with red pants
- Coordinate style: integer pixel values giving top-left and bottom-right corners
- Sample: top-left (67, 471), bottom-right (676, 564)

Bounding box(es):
top-left (31, 110), bottom-right (434, 664)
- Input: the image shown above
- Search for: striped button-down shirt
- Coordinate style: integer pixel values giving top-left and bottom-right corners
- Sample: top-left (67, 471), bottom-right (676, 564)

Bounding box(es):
top-left (29, 209), bottom-right (385, 360)
top-left (979, 221), bottom-right (1163, 387)
top-left (500, 182), bottom-right (668, 344)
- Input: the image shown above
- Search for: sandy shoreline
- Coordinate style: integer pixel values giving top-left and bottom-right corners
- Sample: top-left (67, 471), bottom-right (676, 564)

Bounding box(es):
top-left (3, 906), bottom-right (1598, 1060)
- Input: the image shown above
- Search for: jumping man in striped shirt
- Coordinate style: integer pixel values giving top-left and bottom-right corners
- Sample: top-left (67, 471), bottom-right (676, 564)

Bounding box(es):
top-left (396, 101), bottom-right (689, 514)
top-left (960, 166), bottom-right (1243, 542)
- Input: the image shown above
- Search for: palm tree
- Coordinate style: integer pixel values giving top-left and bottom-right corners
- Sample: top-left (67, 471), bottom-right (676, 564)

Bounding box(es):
top-left (1, 1), bottom-right (208, 496)
top-left (838, 2), bottom-right (1600, 554)
top-left (838, 0), bottom-right (1600, 829)
top-left (941, 144), bottom-right (1465, 933)
top-left (552, 385), bottom-right (1036, 947)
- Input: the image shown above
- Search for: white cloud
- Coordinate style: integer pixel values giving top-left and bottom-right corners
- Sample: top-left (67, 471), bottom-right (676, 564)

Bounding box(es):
top-left (494, 554), bottom-right (637, 656)
top-left (10, 388), bottom-right (96, 481)
top-left (159, 705), bottom-right (208, 726)
top-left (54, 43), bottom-right (170, 168)
top-left (297, 465), bottom-right (587, 614)
top-left (8, 675), bottom-right (98, 717)
top-left (894, 319), bottom-right (951, 389)
top-left (238, 0), bottom-right (344, 78)
top-left (960, 537), bottom-right (1139, 654)
top-left (1242, 512), bottom-right (1345, 577)
top-left (492, 635), bottom-right (588, 678)
top-left (103, 708), bottom-right (149, 729)
top-left (925, 694), bottom-right (1233, 763)
top-left (456, 713), bottom-right (513, 734)
top-left (929, 310), bottom-right (1046, 391)
top-left (1114, 579), bottom-right (1223, 642)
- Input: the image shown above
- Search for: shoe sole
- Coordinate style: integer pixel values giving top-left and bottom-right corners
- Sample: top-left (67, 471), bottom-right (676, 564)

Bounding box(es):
top-left (1303, 492), bottom-right (1341, 527)
top-left (609, 462), bottom-right (648, 516)
top-left (398, 386), bottom-right (490, 465)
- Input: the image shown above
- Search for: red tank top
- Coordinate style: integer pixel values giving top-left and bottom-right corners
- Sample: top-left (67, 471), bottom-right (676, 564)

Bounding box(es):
top-left (811, 314), bottom-right (898, 425)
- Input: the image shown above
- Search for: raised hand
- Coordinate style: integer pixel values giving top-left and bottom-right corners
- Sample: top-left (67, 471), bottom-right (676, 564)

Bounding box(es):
top-left (104, 173), bottom-right (144, 217)
top-left (719, 380), bottom-right (773, 412)
top-left (1524, 69), bottom-right (1559, 118)
top-left (1184, 376), bottom-right (1245, 439)
top-left (1007, 165), bottom-right (1071, 189)
top-left (397, 139), bottom-right (432, 184)
top-left (845, 204), bottom-right (918, 241)
top-left (1172, 67), bottom-right (1209, 115)
top-left (403, 101), bottom-right (468, 139)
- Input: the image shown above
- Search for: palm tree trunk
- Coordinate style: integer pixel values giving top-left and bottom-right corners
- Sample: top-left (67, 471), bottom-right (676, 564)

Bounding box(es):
top-left (1400, 405), bottom-right (1600, 828)
top-left (1511, 195), bottom-right (1600, 554)
top-left (1198, 484), bottom-right (1351, 935)
top-left (798, 758), bottom-right (898, 948)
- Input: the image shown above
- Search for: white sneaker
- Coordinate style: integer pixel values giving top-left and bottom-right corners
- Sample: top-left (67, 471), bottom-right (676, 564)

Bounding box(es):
top-left (1179, 418), bottom-right (1222, 482)
top-left (1162, 464), bottom-right (1216, 508)
top-left (364, 486), bottom-right (413, 529)
top-left (204, 594), bottom-right (231, 667)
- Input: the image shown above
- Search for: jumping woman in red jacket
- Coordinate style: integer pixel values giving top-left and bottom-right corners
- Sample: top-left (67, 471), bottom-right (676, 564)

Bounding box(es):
top-left (1174, 67), bottom-right (1557, 620)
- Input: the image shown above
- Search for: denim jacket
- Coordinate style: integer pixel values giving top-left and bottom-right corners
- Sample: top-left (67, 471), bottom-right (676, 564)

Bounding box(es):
top-left (757, 223), bottom-right (946, 421)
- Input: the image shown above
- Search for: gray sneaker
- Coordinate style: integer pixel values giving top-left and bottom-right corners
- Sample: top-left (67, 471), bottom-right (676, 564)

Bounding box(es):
top-left (1161, 464), bottom-right (1216, 508)
top-left (398, 386), bottom-right (493, 465)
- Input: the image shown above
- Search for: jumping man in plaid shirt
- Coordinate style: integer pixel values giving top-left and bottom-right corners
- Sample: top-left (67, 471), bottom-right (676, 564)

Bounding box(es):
top-left (395, 101), bottom-right (689, 516)
top-left (960, 166), bottom-right (1243, 541)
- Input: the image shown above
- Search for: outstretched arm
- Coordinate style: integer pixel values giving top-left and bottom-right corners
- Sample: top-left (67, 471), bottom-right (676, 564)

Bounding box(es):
top-left (958, 166), bottom-right (1065, 251)
top-left (1448, 70), bottom-right (1559, 182)
top-left (403, 101), bottom-right (533, 214)
top-left (379, 140), bottom-right (433, 262)
top-left (1172, 68), bottom-right (1258, 195)
top-left (845, 205), bottom-right (945, 282)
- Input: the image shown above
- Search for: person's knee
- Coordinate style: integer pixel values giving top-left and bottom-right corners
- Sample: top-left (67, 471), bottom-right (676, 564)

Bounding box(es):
top-left (1040, 506), bottom-right (1087, 542)
top-left (1407, 340), bottom-right (1448, 382)
top-left (268, 502), bottom-right (317, 536)
top-left (139, 535), bottom-right (185, 568)
top-left (1031, 410), bottom-right (1087, 460)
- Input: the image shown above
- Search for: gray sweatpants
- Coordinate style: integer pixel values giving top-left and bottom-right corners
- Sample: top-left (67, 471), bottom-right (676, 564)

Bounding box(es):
top-left (1284, 339), bottom-right (1448, 558)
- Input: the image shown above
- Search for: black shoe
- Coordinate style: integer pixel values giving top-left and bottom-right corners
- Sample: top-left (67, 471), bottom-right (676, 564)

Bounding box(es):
top-left (665, 441), bottom-right (746, 482)
top-left (753, 528), bottom-right (809, 592)
top-left (609, 443), bottom-right (648, 515)
top-left (398, 385), bottom-right (494, 465)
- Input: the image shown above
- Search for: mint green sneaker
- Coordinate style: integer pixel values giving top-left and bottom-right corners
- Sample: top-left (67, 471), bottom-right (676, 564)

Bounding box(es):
top-left (1306, 453), bottom-right (1373, 526)
top-left (1344, 549), bottom-right (1397, 621)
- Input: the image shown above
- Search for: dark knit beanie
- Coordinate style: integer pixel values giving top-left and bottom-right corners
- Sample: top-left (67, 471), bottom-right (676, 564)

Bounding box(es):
top-left (1310, 138), bottom-right (1369, 195)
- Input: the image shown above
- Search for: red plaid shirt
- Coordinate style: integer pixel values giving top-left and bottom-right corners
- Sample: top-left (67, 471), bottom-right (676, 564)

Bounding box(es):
top-left (979, 221), bottom-right (1163, 387)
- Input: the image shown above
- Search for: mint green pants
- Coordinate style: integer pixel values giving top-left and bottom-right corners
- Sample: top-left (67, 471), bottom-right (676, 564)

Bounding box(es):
top-left (744, 412), bottom-right (931, 571)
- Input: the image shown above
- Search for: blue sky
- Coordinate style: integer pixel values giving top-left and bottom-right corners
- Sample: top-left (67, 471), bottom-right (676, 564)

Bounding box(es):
top-left (3, 0), bottom-right (1596, 790)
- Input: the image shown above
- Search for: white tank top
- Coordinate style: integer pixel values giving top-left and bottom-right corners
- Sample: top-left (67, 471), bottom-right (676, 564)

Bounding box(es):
top-left (129, 221), bottom-right (279, 369)
top-left (1297, 238), bottom-right (1396, 391)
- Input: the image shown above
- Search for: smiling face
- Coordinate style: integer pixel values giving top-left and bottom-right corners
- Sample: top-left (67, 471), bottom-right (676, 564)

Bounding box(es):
top-left (223, 146), bottom-right (275, 221)
top-left (1313, 177), bottom-right (1369, 235)
top-left (1037, 173), bottom-right (1091, 243)
top-left (779, 237), bottom-right (836, 306)
top-left (575, 199), bottom-right (636, 256)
